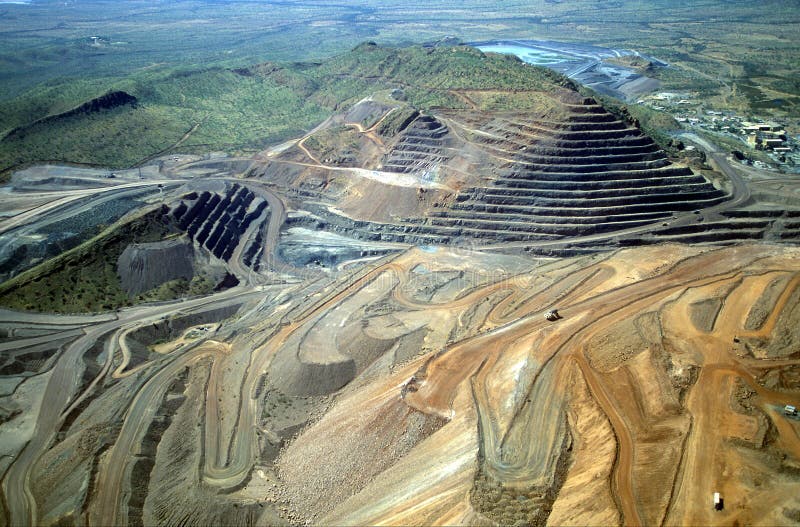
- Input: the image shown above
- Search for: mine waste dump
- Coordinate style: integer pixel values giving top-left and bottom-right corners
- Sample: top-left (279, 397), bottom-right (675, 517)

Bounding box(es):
top-left (0, 43), bottom-right (799, 527)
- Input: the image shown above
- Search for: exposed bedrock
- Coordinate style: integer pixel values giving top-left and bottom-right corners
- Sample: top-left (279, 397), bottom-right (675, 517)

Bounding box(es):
top-left (464, 183), bottom-right (718, 202)
top-left (117, 237), bottom-right (194, 296)
top-left (425, 98), bottom-right (729, 242)
top-left (524, 143), bottom-right (661, 157)
top-left (502, 159), bottom-right (672, 173)
top-left (494, 151), bottom-right (667, 166)
top-left (382, 114), bottom-right (450, 174)
top-left (287, 96), bottom-right (738, 249)
top-left (636, 209), bottom-right (800, 246)
top-left (269, 98), bottom-right (800, 254)
top-left (494, 173), bottom-right (705, 190)
top-left (540, 136), bottom-right (655, 148)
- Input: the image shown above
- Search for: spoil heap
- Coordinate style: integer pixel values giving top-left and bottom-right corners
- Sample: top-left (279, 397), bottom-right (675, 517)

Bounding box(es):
top-left (117, 237), bottom-right (194, 296)
top-left (167, 183), bottom-right (269, 264)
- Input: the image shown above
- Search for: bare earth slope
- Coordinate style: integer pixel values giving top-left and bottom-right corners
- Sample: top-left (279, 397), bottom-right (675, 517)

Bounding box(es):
top-left (2, 243), bottom-right (799, 526)
top-left (274, 244), bottom-right (800, 526)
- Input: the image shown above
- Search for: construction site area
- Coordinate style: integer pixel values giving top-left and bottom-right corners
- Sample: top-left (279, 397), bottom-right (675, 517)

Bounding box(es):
top-left (0, 45), bottom-right (799, 527)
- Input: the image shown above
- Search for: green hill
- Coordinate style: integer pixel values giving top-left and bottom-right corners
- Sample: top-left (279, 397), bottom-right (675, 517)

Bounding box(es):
top-left (0, 44), bottom-right (571, 179)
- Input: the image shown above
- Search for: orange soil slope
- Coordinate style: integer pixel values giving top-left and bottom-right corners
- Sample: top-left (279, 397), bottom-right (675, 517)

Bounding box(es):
top-left (277, 244), bottom-right (800, 526)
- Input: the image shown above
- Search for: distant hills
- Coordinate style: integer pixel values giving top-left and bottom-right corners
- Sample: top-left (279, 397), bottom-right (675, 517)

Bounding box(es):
top-left (0, 44), bottom-right (573, 179)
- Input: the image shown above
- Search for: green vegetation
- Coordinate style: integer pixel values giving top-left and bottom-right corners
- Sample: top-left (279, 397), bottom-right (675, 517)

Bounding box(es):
top-left (315, 43), bottom-right (572, 94)
top-left (0, 207), bottom-right (178, 313)
top-left (0, 68), bottom-right (332, 176)
top-left (376, 107), bottom-right (420, 138)
top-left (2, 1), bottom-right (796, 114)
top-left (137, 275), bottom-right (216, 304)
top-left (1, 1), bottom-right (797, 178)
top-left (594, 93), bottom-right (682, 149)
top-left (303, 126), bottom-right (362, 166)
top-left (465, 89), bottom-right (565, 115)
top-left (0, 44), bottom-right (569, 179)
top-left (0, 42), bottom-right (583, 313)
top-left (0, 103), bottom-right (188, 172)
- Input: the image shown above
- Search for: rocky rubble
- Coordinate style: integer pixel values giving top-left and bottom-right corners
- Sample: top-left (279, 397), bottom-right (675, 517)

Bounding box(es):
top-left (117, 237), bottom-right (194, 296)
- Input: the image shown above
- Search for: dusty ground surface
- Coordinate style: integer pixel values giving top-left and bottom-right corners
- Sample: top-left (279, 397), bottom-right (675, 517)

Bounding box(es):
top-left (1, 242), bottom-right (799, 526)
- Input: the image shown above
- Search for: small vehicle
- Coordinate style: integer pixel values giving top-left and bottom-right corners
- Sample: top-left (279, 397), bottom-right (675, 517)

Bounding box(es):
top-left (545, 309), bottom-right (561, 322)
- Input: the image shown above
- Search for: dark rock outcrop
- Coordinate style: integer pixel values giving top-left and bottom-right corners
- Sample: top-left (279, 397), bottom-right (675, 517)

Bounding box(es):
top-left (168, 184), bottom-right (267, 264)
top-left (3, 91), bottom-right (138, 141)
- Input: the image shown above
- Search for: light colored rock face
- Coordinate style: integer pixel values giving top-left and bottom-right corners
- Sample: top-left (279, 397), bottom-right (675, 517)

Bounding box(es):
top-left (117, 237), bottom-right (194, 295)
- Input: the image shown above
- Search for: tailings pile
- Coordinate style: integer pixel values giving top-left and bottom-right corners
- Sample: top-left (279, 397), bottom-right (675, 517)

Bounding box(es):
top-left (117, 237), bottom-right (194, 296)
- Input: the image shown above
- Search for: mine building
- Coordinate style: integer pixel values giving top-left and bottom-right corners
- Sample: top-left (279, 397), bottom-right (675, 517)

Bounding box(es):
top-left (763, 138), bottom-right (785, 150)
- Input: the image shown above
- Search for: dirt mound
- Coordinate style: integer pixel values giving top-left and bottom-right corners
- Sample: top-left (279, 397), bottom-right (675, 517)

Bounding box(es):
top-left (117, 237), bottom-right (194, 295)
top-left (269, 349), bottom-right (357, 397)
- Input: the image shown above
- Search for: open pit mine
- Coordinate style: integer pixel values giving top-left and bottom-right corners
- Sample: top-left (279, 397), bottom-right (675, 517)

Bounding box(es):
top-left (0, 46), bottom-right (799, 527)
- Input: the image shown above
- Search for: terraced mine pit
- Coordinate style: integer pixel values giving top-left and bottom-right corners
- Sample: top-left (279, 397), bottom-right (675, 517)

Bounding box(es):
top-left (170, 183), bottom-right (269, 263)
top-left (1, 44), bottom-right (799, 527)
top-left (255, 91), bottom-right (800, 257)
